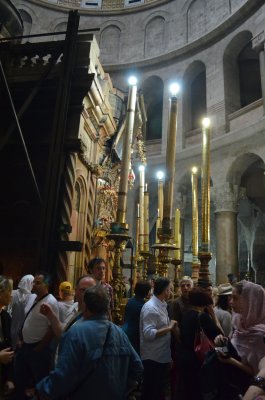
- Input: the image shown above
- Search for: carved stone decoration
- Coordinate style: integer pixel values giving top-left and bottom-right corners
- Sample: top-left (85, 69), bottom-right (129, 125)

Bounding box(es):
top-left (97, 186), bottom-right (118, 227)
top-left (91, 157), bottom-right (121, 252)
top-left (214, 183), bottom-right (241, 213)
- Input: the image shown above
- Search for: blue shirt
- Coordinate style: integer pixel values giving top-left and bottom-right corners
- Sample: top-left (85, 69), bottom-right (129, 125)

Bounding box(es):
top-left (140, 295), bottom-right (171, 363)
top-left (36, 316), bottom-right (143, 400)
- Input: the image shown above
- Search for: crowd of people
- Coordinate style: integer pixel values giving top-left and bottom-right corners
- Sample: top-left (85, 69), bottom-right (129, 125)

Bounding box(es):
top-left (0, 261), bottom-right (265, 400)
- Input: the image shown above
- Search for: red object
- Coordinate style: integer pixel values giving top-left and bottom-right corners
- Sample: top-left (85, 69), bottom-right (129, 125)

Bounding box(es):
top-left (194, 328), bottom-right (214, 365)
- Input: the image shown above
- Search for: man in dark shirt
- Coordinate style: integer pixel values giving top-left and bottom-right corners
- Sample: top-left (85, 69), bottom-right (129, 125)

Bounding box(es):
top-left (169, 276), bottom-right (193, 326)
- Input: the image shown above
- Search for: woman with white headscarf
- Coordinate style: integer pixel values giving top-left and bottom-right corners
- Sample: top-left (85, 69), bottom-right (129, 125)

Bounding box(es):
top-left (8, 274), bottom-right (36, 348)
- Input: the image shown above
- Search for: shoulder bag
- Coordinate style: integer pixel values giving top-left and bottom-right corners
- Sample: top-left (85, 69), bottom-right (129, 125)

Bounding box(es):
top-left (194, 313), bottom-right (214, 365)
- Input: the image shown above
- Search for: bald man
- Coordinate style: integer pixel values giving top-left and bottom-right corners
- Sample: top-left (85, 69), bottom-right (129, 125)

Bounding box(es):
top-left (40, 275), bottom-right (96, 338)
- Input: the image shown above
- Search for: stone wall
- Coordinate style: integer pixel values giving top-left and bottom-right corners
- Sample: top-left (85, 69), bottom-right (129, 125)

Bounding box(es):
top-left (11, 0), bottom-right (265, 283)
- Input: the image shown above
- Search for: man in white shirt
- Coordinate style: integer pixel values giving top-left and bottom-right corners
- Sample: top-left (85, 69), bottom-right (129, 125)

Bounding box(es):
top-left (39, 275), bottom-right (96, 338)
top-left (14, 272), bottom-right (59, 400)
top-left (140, 277), bottom-right (177, 400)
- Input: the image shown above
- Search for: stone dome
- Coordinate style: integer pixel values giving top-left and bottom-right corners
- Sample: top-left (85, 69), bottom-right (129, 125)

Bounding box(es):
top-left (19, 0), bottom-right (171, 13)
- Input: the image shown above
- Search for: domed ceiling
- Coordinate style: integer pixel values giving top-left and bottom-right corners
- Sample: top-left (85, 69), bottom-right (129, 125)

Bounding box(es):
top-left (29, 0), bottom-right (171, 13)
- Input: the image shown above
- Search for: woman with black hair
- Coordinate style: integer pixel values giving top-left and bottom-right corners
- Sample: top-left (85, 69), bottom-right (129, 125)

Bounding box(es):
top-left (178, 287), bottom-right (222, 400)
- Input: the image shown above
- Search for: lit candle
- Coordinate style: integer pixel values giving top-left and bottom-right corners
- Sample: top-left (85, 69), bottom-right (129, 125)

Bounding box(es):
top-left (174, 209), bottom-right (180, 244)
top-left (156, 171), bottom-right (164, 223)
top-left (191, 167), bottom-right (199, 261)
top-left (163, 84), bottom-right (179, 227)
top-left (175, 233), bottom-right (181, 260)
top-left (201, 118), bottom-right (211, 252)
top-left (144, 185), bottom-right (149, 251)
top-left (156, 209), bottom-right (161, 241)
top-left (139, 165), bottom-right (145, 252)
top-left (174, 208), bottom-right (180, 259)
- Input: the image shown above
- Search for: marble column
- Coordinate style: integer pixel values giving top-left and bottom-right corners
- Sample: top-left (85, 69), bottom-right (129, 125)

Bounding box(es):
top-left (214, 183), bottom-right (239, 284)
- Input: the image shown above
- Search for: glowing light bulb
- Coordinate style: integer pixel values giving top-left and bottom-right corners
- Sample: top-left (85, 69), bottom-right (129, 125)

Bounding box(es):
top-left (156, 171), bottom-right (165, 180)
top-left (169, 82), bottom-right (181, 96)
top-left (128, 76), bottom-right (137, 86)
top-left (202, 117), bottom-right (211, 128)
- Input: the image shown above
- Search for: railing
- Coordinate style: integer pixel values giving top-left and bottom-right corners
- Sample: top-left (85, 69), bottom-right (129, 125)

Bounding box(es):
top-left (228, 98), bottom-right (263, 131)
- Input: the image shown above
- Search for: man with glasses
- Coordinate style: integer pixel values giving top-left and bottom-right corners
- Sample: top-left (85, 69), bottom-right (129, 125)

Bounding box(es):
top-left (40, 275), bottom-right (96, 338)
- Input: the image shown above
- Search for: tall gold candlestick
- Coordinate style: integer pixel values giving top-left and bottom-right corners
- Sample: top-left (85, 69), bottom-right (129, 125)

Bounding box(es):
top-left (156, 209), bottom-right (161, 240)
top-left (191, 166), bottom-right (200, 283)
top-left (201, 118), bottom-right (211, 252)
top-left (144, 184), bottom-right (149, 252)
top-left (198, 117), bottom-right (212, 287)
top-left (116, 81), bottom-right (137, 224)
top-left (134, 213), bottom-right (141, 284)
top-left (108, 76), bottom-right (137, 323)
top-left (163, 88), bottom-right (178, 232)
top-left (191, 168), bottom-right (199, 258)
top-left (139, 165), bottom-right (145, 251)
top-left (157, 174), bottom-right (164, 223)
top-left (174, 208), bottom-right (181, 259)
top-left (153, 84), bottom-right (180, 279)
top-left (136, 203), bottom-right (140, 255)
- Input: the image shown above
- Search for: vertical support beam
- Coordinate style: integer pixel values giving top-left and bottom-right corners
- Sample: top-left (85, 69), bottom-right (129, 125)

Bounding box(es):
top-left (37, 11), bottom-right (80, 274)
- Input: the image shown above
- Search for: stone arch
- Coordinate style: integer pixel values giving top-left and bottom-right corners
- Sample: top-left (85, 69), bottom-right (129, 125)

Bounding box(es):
top-left (227, 152), bottom-right (265, 282)
top-left (18, 9), bottom-right (32, 43)
top-left (68, 175), bottom-right (88, 282)
top-left (144, 16), bottom-right (165, 58)
top-left (226, 152), bottom-right (264, 185)
top-left (100, 25), bottom-right (121, 63)
top-left (141, 76), bottom-right (164, 140)
top-left (223, 30), bottom-right (261, 120)
top-left (182, 60), bottom-right (207, 147)
top-left (53, 21), bottom-right (68, 41)
top-left (187, 0), bottom-right (206, 42)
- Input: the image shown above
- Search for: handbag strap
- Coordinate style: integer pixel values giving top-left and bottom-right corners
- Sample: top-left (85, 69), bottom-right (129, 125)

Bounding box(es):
top-left (70, 322), bottom-right (112, 395)
top-left (19, 293), bottom-right (49, 340)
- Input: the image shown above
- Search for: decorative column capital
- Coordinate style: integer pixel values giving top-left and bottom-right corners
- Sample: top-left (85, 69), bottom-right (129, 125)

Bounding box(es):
top-left (214, 183), bottom-right (245, 213)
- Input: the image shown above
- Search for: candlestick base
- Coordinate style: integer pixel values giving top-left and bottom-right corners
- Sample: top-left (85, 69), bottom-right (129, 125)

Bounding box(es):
top-left (152, 242), bottom-right (178, 277)
top-left (134, 253), bottom-right (144, 280)
top-left (198, 251), bottom-right (212, 288)
top-left (107, 222), bottom-right (131, 324)
top-left (157, 226), bottom-right (173, 243)
top-left (171, 258), bottom-right (182, 292)
top-left (191, 261), bottom-right (200, 285)
top-left (139, 250), bottom-right (152, 279)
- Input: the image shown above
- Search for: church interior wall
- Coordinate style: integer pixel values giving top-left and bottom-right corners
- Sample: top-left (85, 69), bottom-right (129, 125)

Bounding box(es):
top-left (3, 0), bottom-right (265, 283)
